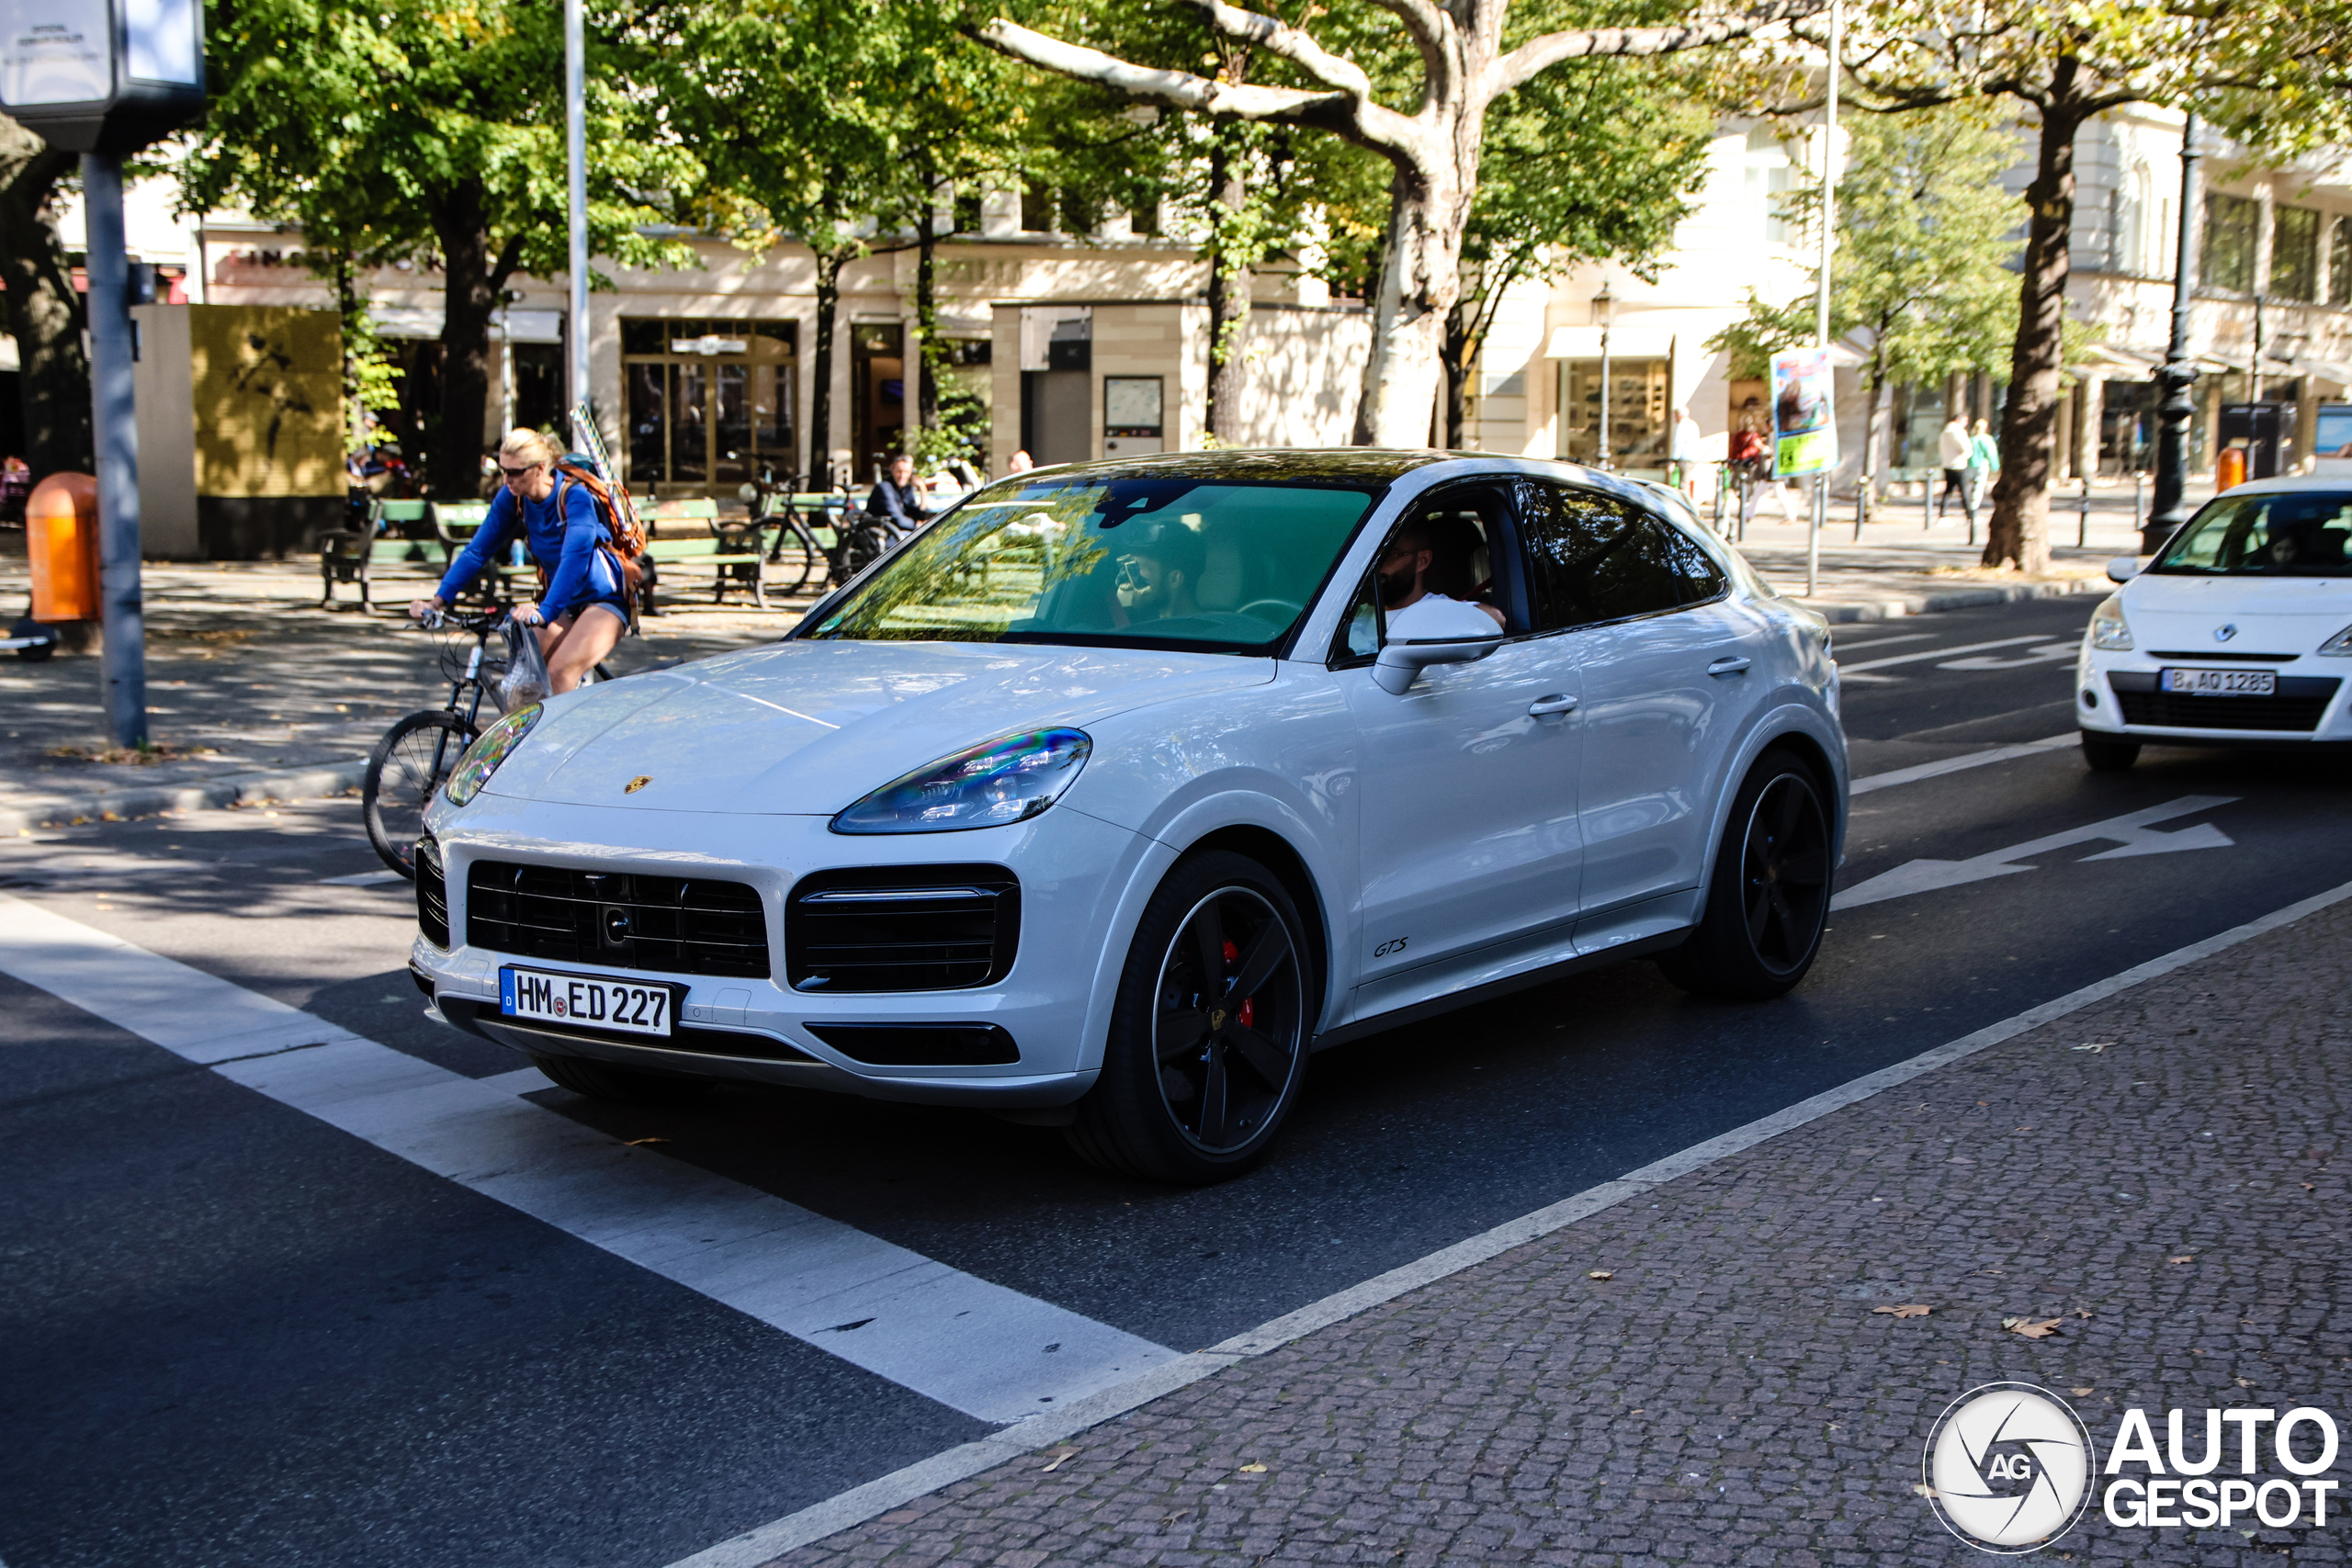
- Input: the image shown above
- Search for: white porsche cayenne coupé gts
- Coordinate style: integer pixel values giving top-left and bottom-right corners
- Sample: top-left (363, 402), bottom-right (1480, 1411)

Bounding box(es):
top-left (413, 451), bottom-right (1848, 1183)
top-left (2079, 475), bottom-right (2352, 770)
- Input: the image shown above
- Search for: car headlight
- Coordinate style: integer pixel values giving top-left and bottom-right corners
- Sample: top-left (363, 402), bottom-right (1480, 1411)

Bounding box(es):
top-left (2320, 623), bottom-right (2352, 656)
top-left (444, 703), bottom-right (542, 807)
top-left (2087, 592), bottom-right (2134, 651)
top-left (831, 728), bottom-right (1091, 834)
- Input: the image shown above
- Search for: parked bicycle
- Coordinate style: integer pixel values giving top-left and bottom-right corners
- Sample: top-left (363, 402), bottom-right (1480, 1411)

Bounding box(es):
top-left (361, 600), bottom-right (610, 877)
top-left (738, 464), bottom-right (825, 597)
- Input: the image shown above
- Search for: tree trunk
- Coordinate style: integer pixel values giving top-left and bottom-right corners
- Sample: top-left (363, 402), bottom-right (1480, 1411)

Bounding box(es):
top-left (429, 181), bottom-right (509, 499)
top-left (1984, 80), bottom-right (2087, 572)
top-left (0, 119), bottom-right (90, 478)
top-left (809, 250), bottom-right (842, 489)
top-left (913, 173), bottom-right (939, 451)
top-left (1204, 141), bottom-right (1250, 445)
top-left (1351, 164), bottom-right (1469, 448)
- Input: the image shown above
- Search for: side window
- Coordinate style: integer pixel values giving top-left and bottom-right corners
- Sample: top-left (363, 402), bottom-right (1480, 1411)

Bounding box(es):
top-left (1330, 570), bottom-right (1383, 664)
top-left (1661, 524), bottom-right (1728, 603)
top-left (1331, 489), bottom-right (1515, 664)
top-left (1517, 483), bottom-right (1685, 630)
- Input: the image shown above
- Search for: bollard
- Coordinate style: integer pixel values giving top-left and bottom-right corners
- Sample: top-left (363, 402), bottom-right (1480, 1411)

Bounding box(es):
top-left (2078, 475), bottom-right (2092, 547)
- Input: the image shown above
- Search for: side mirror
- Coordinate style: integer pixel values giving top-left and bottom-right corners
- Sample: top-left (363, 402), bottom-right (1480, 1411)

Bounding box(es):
top-left (2105, 556), bottom-right (2143, 584)
top-left (1373, 597), bottom-right (1506, 694)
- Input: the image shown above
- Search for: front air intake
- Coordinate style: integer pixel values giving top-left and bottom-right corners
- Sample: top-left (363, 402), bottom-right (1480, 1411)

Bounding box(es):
top-left (467, 861), bottom-right (770, 978)
top-left (786, 865), bottom-right (1020, 992)
top-left (415, 836), bottom-right (449, 948)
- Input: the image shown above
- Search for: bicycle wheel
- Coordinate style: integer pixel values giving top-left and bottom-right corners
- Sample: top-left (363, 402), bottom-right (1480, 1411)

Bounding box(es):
top-left (768, 519), bottom-right (822, 597)
top-left (364, 710), bottom-right (478, 878)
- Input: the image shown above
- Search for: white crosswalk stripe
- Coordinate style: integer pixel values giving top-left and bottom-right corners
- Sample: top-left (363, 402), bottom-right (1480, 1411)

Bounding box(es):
top-left (0, 895), bottom-right (1178, 1426)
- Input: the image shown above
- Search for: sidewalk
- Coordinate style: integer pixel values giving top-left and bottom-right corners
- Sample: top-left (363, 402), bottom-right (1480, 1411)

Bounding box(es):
top-left (0, 536), bottom-right (807, 833)
top-left (754, 885), bottom-right (2352, 1567)
top-left (0, 491), bottom-right (2181, 831)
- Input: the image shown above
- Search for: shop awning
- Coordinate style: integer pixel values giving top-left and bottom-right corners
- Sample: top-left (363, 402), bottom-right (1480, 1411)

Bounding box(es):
top-left (1544, 325), bottom-right (1677, 360)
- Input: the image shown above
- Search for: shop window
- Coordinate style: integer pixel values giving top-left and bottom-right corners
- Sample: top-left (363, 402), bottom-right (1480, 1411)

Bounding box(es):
top-left (2274, 207), bottom-right (2321, 301)
top-left (620, 317), bottom-right (798, 492)
top-left (2202, 193), bottom-right (2257, 293)
top-left (1555, 358), bottom-right (1672, 471)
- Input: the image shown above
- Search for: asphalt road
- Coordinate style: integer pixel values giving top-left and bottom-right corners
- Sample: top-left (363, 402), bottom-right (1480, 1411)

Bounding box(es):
top-left (6, 591), bottom-right (2349, 1568)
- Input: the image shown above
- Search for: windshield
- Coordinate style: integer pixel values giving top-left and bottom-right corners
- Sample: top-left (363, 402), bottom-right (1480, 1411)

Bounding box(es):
top-left (803, 474), bottom-right (1380, 651)
top-left (2154, 491), bottom-right (2352, 576)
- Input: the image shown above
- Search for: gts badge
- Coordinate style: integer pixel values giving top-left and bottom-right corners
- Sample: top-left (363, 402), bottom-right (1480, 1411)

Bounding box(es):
top-left (1374, 937), bottom-right (1409, 959)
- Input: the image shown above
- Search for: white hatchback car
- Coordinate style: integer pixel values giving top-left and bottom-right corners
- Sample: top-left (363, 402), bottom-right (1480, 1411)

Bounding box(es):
top-left (2079, 475), bottom-right (2352, 770)
top-left (413, 451), bottom-right (1847, 1182)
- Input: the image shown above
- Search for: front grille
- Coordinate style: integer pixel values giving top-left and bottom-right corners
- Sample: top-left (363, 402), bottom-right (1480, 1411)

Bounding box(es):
top-left (786, 864), bottom-right (1020, 992)
top-left (467, 861), bottom-right (769, 977)
top-left (2114, 681), bottom-right (2340, 732)
top-left (416, 837), bottom-right (449, 948)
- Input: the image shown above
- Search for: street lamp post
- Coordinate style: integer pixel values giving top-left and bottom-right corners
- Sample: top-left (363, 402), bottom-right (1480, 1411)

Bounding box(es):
top-left (2146, 113), bottom-right (2202, 555)
top-left (564, 0), bottom-right (591, 447)
top-left (1591, 283), bottom-right (1614, 469)
top-left (1809, 0), bottom-right (1840, 599)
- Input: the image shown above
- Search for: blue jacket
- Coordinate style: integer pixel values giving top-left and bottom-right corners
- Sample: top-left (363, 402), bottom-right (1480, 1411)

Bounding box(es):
top-left (435, 479), bottom-right (622, 611)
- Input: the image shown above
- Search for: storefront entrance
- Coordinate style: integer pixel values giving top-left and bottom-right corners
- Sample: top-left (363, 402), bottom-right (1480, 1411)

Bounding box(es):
top-left (850, 321), bottom-right (905, 487)
top-left (621, 318), bottom-right (797, 496)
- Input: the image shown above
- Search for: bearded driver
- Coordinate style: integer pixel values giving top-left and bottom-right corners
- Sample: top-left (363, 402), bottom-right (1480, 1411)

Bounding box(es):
top-left (408, 428), bottom-right (628, 694)
top-left (1348, 519), bottom-right (1507, 653)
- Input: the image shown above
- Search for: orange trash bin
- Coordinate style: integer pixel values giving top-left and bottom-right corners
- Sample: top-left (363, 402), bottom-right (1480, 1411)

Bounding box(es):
top-left (2216, 446), bottom-right (2248, 493)
top-left (26, 472), bottom-right (100, 623)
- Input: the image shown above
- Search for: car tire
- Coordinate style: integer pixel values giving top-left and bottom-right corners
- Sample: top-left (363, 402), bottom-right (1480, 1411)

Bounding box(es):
top-left (1658, 750), bottom-right (1834, 1001)
top-left (2080, 731), bottom-right (2140, 772)
top-left (1066, 851), bottom-right (1313, 1185)
top-left (530, 1053), bottom-right (715, 1106)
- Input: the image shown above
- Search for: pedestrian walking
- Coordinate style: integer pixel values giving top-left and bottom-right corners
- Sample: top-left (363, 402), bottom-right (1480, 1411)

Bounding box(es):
top-left (1967, 417), bottom-right (2000, 525)
top-left (1670, 405), bottom-right (1705, 500)
top-left (1936, 412), bottom-right (1976, 535)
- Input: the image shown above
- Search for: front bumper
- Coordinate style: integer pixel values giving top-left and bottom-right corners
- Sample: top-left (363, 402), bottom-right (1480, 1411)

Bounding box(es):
top-left (411, 792), bottom-right (1161, 1107)
top-left (2076, 649), bottom-right (2352, 742)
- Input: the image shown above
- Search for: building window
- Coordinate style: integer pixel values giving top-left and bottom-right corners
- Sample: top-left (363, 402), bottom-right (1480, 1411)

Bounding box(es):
top-left (619, 317), bottom-right (797, 493)
top-left (1555, 358), bottom-right (1673, 470)
top-left (1743, 126), bottom-right (1793, 247)
top-left (2202, 193), bottom-right (2257, 293)
top-left (2332, 216), bottom-right (2352, 305)
top-left (2274, 206), bottom-right (2321, 301)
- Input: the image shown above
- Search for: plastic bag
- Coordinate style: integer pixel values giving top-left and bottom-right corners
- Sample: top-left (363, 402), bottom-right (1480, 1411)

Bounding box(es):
top-left (498, 615), bottom-right (551, 711)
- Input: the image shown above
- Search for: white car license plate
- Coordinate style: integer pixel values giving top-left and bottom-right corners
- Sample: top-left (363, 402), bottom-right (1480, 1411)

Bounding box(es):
top-left (500, 967), bottom-right (674, 1036)
top-left (2160, 667), bottom-right (2277, 696)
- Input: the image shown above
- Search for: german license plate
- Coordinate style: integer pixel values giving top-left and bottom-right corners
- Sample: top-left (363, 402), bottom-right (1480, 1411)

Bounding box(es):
top-left (500, 966), bottom-right (674, 1036)
top-left (2160, 667), bottom-right (2276, 696)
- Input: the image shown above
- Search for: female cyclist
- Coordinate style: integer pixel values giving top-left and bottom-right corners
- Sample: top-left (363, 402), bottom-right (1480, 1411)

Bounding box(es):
top-left (407, 427), bottom-right (628, 693)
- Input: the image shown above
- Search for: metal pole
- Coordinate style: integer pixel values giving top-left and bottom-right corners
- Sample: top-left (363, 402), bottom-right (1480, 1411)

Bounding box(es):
top-left (564, 0), bottom-right (591, 446)
top-left (2147, 112), bottom-right (2201, 555)
top-left (82, 154), bottom-right (146, 750)
top-left (1807, 0), bottom-right (1839, 599)
top-left (1598, 325), bottom-right (1612, 469)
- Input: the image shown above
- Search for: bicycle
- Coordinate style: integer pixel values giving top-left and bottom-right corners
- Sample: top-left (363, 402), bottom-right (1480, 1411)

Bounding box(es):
top-left (361, 601), bottom-right (611, 878)
top-left (738, 464), bottom-right (825, 597)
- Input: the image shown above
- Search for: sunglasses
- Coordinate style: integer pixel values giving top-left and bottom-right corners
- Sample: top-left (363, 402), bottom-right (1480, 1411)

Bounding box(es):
top-left (499, 463), bottom-right (544, 480)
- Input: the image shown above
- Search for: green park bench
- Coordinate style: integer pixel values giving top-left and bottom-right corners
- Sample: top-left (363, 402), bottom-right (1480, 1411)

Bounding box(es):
top-left (639, 496), bottom-right (720, 537)
top-left (640, 526), bottom-right (775, 612)
top-left (319, 533), bottom-right (454, 609)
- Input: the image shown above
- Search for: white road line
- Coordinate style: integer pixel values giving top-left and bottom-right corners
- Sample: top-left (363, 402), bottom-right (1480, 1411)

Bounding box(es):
top-left (0, 896), bottom-right (1176, 1426)
top-left (1831, 795), bottom-right (2237, 911)
top-left (1837, 633), bottom-right (2048, 675)
top-left (1849, 734), bottom-right (2077, 795)
top-left (667, 875), bottom-right (2352, 1568)
top-left (1826, 632), bottom-right (1936, 654)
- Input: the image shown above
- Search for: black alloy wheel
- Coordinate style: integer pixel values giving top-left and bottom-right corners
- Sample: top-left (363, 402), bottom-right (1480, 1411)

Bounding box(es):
top-left (1660, 752), bottom-right (1832, 999)
top-left (1069, 852), bottom-right (1311, 1184)
top-left (2080, 731), bottom-right (2140, 772)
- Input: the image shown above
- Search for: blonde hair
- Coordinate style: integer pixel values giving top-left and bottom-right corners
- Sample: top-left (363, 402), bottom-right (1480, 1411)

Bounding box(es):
top-left (498, 427), bottom-right (564, 468)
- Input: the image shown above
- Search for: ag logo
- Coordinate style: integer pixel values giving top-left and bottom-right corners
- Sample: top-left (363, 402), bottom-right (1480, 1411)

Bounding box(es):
top-left (1923, 1382), bottom-right (2096, 1552)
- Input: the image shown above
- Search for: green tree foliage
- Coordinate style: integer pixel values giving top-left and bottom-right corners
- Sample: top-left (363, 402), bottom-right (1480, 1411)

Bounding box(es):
top-left (185, 0), bottom-right (695, 496)
top-left (1711, 109), bottom-right (2021, 509)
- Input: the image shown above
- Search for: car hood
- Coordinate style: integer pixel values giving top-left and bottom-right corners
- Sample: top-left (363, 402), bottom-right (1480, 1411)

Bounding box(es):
top-left (2125, 573), bottom-right (2352, 649)
top-left (483, 639), bottom-right (1277, 815)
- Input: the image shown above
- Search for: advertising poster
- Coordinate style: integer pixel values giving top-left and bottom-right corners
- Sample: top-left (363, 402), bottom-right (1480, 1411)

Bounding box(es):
top-left (1771, 346), bottom-right (1838, 478)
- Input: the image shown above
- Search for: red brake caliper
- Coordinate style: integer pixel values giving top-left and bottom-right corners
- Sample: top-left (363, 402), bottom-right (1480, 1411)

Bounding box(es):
top-left (1221, 940), bottom-right (1254, 1029)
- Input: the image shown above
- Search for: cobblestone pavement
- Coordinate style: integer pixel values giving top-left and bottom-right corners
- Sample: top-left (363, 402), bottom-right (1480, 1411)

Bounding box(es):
top-left (767, 892), bottom-right (2352, 1567)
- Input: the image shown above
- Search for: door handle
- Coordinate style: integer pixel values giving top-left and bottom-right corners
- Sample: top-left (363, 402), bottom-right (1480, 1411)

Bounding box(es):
top-left (1708, 656), bottom-right (1753, 677)
top-left (1528, 694), bottom-right (1578, 716)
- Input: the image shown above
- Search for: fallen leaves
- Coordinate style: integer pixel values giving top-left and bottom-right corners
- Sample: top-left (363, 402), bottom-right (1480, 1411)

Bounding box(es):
top-left (2071, 1387), bottom-right (2096, 1396)
top-left (2235, 1378), bottom-right (2256, 1389)
top-left (1041, 1448), bottom-right (1079, 1472)
top-left (1237, 1462), bottom-right (1267, 1474)
top-left (624, 1136), bottom-right (671, 1146)
top-left (1872, 1304), bottom-right (1932, 1319)
top-left (2073, 1042), bottom-right (2111, 1054)
top-left (1913, 1483), bottom-right (1937, 1498)
top-left (2003, 1316), bottom-right (2064, 1339)
top-left (1587, 1270), bottom-right (1614, 1280)
top-left (2168, 1255), bottom-right (2194, 1265)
